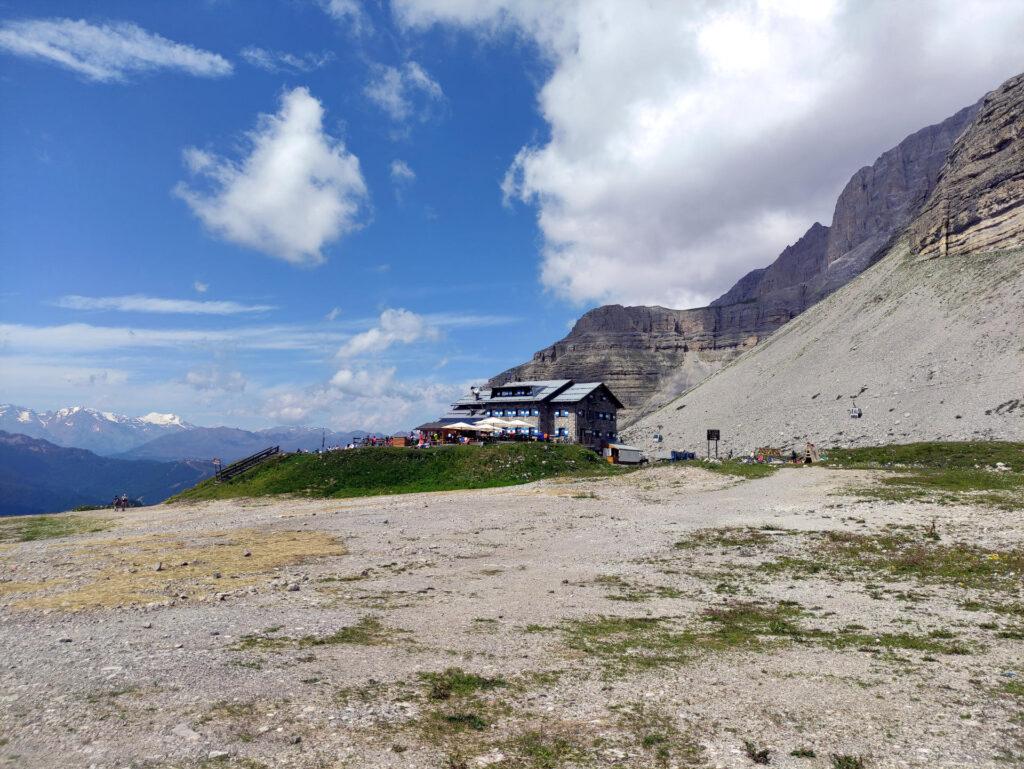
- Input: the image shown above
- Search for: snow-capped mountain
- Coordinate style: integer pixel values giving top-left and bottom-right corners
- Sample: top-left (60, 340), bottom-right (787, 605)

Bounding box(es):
top-left (0, 404), bottom-right (193, 456)
top-left (0, 404), bottom-right (372, 461)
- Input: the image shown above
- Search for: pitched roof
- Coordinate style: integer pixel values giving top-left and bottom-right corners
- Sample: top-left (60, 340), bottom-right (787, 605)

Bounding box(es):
top-left (453, 380), bottom-right (572, 405)
top-left (551, 382), bottom-right (624, 408)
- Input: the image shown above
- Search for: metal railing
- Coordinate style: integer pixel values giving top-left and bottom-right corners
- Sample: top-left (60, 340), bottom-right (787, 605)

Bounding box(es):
top-left (215, 446), bottom-right (280, 482)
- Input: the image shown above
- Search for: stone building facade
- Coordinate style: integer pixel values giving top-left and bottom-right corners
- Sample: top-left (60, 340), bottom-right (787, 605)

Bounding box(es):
top-left (445, 379), bottom-right (623, 449)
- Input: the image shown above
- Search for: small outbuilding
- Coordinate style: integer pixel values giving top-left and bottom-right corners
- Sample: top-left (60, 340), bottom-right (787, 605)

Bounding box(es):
top-left (604, 443), bottom-right (644, 465)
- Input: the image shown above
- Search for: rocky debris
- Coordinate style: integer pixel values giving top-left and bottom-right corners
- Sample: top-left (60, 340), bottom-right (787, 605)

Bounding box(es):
top-left (491, 99), bottom-right (981, 422)
top-left (625, 237), bottom-right (1024, 454)
top-left (1, 470), bottom-right (1021, 768)
top-left (625, 73), bottom-right (1024, 456)
top-left (911, 72), bottom-right (1024, 259)
top-left (171, 723), bottom-right (201, 743)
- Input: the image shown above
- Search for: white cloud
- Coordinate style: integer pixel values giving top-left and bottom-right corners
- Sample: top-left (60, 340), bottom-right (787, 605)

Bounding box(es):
top-left (390, 159), bottom-right (416, 183)
top-left (337, 308), bottom-right (440, 358)
top-left (262, 371), bottom-right (467, 432)
top-left (183, 368), bottom-right (247, 393)
top-left (396, 0), bottom-right (1024, 308)
top-left (0, 312), bottom-right (514, 355)
top-left (319, 0), bottom-right (370, 34)
top-left (54, 294), bottom-right (275, 315)
top-left (330, 366), bottom-right (397, 396)
top-left (0, 18), bottom-right (232, 82)
top-left (0, 322), bottom-right (347, 353)
top-left (325, 307), bottom-right (342, 321)
top-left (365, 61), bottom-right (444, 122)
top-left (175, 86), bottom-right (368, 265)
top-left (193, 281), bottom-right (209, 294)
top-left (240, 46), bottom-right (334, 73)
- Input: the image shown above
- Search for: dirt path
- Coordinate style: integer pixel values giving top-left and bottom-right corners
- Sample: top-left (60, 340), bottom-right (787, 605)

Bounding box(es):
top-left (1, 466), bottom-right (1021, 768)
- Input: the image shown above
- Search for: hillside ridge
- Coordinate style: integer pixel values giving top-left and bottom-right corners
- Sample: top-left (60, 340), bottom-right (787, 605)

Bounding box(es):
top-left (489, 99), bottom-right (982, 421)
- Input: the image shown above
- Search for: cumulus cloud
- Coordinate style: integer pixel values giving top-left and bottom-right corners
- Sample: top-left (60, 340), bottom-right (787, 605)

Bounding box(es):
top-left (54, 294), bottom-right (274, 315)
top-left (183, 368), bottom-right (247, 393)
top-left (0, 18), bottom-right (232, 82)
top-left (262, 372), bottom-right (467, 431)
top-left (175, 86), bottom-right (368, 265)
top-left (330, 366), bottom-right (397, 396)
top-left (240, 46), bottom-right (334, 73)
top-left (396, 0), bottom-right (1024, 308)
top-left (193, 281), bottom-right (209, 294)
top-left (365, 61), bottom-right (444, 122)
top-left (337, 308), bottom-right (440, 358)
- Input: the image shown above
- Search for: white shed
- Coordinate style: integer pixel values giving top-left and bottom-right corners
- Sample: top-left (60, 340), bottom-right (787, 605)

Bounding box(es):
top-left (604, 443), bottom-right (644, 464)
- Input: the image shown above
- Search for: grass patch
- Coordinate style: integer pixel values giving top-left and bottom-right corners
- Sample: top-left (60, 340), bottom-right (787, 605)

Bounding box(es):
top-left (826, 441), bottom-right (1024, 470)
top-left (499, 727), bottom-right (587, 768)
top-left (595, 574), bottom-right (683, 602)
top-left (0, 514), bottom-right (113, 543)
top-left (827, 441), bottom-right (1024, 510)
top-left (765, 529), bottom-right (1024, 590)
top-left (830, 755), bottom-right (867, 769)
top-left (673, 526), bottom-right (791, 551)
top-left (171, 443), bottom-right (619, 502)
top-left (232, 616), bottom-right (403, 651)
top-left (419, 668), bottom-right (508, 701)
top-left (14, 528), bottom-right (344, 611)
top-left (613, 701), bottom-right (704, 767)
top-left (698, 461), bottom-right (779, 479)
top-left (561, 601), bottom-right (971, 675)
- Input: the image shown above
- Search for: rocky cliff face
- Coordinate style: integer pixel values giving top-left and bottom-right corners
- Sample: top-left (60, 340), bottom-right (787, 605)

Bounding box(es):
top-left (624, 71), bottom-right (1024, 453)
top-left (911, 73), bottom-right (1024, 259)
top-left (492, 100), bottom-right (982, 422)
top-left (711, 101), bottom-right (980, 308)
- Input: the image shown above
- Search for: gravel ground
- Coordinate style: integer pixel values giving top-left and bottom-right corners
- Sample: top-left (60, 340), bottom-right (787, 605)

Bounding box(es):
top-left (1, 465), bottom-right (1022, 769)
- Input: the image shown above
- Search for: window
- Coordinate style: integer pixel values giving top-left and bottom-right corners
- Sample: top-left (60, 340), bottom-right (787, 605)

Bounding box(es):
top-left (556, 427), bottom-right (568, 437)
top-left (531, 408), bottom-right (539, 416)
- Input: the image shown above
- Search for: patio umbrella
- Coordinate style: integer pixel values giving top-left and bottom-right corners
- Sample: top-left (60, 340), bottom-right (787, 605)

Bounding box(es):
top-left (503, 419), bottom-right (534, 428)
top-left (444, 422), bottom-right (480, 430)
top-left (478, 417), bottom-right (513, 427)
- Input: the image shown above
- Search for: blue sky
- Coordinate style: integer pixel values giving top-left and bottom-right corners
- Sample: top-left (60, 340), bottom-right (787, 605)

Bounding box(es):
top-left (2, 1), bottom-right (1022, 431)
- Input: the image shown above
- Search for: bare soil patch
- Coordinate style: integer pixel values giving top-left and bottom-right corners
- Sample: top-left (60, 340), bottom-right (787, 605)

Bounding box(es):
top-left (0, 465), bottom-right (1021, 768)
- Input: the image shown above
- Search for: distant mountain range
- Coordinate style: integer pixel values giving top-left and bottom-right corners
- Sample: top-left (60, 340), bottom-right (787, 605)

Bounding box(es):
top-left (116, 425), bottom-right (368, 463)
top-left (0, 431), bottom-right (214, 516)
top-left (0, 404), bottom-right (190, 455)
top-left (0, 404), bottom-right (367, 462)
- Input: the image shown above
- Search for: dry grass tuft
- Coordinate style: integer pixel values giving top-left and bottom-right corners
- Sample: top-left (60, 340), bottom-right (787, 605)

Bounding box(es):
top-left (0, 578), bottom-right (66, 597)
top-left (13, 528), bottom-right (345, 611)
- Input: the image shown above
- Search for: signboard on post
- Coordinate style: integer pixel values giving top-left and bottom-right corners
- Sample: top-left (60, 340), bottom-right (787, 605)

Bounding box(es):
top-left (706, 429), bottom-right (720, 459)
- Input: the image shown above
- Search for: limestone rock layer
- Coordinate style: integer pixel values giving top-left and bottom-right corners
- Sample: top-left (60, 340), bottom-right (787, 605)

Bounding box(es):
top-left (492, 98), bottom-right (982, 422)
top-left (912, 73), bottom-right (1024, 259)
